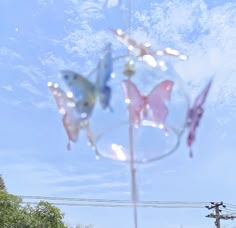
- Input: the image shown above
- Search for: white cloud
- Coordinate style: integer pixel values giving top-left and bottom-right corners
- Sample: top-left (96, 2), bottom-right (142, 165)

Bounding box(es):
top-left (40, 53), bottom-right (67, 69)
top-left (61, 0), bottom-right (236, 105)
top-left (0, 46), bottom-right (22, 60)
top-left (106, 0), bottom-right (119, 8)
top-left (38, 0), bottom-right (54, 6)
top-left (39, 52), bottom-right (79, 73)
top-left (15, 65), bottom-right (47, 83)
top-left (32, 100), bottom-right (54, 109)
top-left (1, 85), bottom-right (13, 92)
top-left (0, 64), bottom-right (54, 108)
top-left (63, 28), bottom-right (110, 57)
top-left (0, 153), bottom-right (130, 198)
top-left (19, 81), bottom-right (44, 96)
top-left (131, 0), bottom-right (236, 106)
top-left (1, 2), bottom-right (235, 227)
top-left (3, 0), bottom-right (235, 109)
top-left (68, 0), bottom-right (106, 20)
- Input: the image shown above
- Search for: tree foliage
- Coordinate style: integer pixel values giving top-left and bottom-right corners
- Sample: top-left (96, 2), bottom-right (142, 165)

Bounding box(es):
top-left (0, 175), bottom-right (7, 192)
top-left (76, 225), bottom-right (94, 228)
top-left (0, 175), bottom-right (93, 227)
top-left (32, 201), bottom-right (67, 228)
top-left (0, 191), bottom-right (67, 228)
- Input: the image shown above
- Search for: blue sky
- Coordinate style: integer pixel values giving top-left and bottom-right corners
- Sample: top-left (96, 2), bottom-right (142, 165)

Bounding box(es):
top-left (0, 0), bottom-right (236, 227)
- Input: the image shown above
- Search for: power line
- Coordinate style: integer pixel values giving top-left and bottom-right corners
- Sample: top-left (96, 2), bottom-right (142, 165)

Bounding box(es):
top-left (16, 195), bottom-right (211, 209)
top-left (20, 201), bottom-right (204, 208)
top-left (225, 203), bottom-right (236, 207)
top-left (15, 195), bottom-right (236, 216)
top-left (224, 204), bottom-right (236, 209)
top-left (222, 208), bottom-right (236, 214)
top-left (17, 195), bottom-right (208, 206)
top-left (222, 221), bottom-right (236, 228)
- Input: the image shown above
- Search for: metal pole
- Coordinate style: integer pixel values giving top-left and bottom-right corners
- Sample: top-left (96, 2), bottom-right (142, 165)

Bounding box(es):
top-left (215, 204), bottom-right (221, 228)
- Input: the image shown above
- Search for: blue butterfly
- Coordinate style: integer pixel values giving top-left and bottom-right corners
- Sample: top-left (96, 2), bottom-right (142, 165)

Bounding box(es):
top-left (96, 42), bottom-right (113, 109)
top-left (62, 43), bottom-right (113, 112)
top-left (60, 70), bottom-right (97, 120)
top-left (48, 43), bottom-right (113, 149)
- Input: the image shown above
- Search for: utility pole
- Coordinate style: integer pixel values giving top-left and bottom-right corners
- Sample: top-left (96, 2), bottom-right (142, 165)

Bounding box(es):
top-left (206, 202), bottom-right (236, 228)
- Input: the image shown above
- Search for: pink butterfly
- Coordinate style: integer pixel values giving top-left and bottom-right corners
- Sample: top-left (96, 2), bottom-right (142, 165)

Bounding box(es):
top-left (122, 80), bottom-right (174, 128)
top-left (186, 79), bottom-right (212, 158)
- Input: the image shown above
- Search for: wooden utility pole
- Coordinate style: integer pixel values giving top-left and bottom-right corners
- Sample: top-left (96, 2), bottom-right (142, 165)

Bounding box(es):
top-left (206, 202), bottom-right (236, 228)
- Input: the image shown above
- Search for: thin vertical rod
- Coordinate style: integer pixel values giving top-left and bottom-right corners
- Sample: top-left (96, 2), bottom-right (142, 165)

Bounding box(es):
top-left (127, 0), bottom-right (133, 58)
top-left (129, 119), bottom-right (138, 228)
top-left (127, 0), bottom-right (138, 227)
top-left (128, 0), bottom-right (132, 35)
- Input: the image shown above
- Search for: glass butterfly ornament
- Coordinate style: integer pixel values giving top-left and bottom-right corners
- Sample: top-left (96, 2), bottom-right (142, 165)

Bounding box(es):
top-left (48, 43), bottom-right (113, 151)
top-left (112, 28), bottom-right (188, 68)
top-left (122, 79), bottom-right (174, 131)
top-left (186, 79), bottom-right (213, 158)
top-left (99, 59), bottom-right (180, 228)
top-left (94, 55), bottom-right (189, 163)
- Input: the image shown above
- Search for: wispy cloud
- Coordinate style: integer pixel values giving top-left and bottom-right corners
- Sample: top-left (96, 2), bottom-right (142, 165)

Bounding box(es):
top-left (63, 27), bottom-right (110, 58)
top-left (15, 65), bottom-right (47, 83)
top-left (1, 85), bottom-right (14, 92)
top-left (2, 64), bottom-right (54, 108)
top-left (133, 1), bottom-right (236, 104)
top-left (1, 1), bottom-right (235, 227)
top-left (106, 0), bottom-right (119, 8)
top-left (60, 0), bottom-right (236, 108)
top-left (38, 0), bottom-right (54, 6)
top-left (2, 0), bottom-right (235, 109)
top-left (8, 164), bottom-right (128, 198)
top-left (68, 0), bottom-right (106, 20)
top-left (39, 52), bottom-right (78, 72)
top-left (0, 146), bottom-right (130, 198)
top-left (0, 46), bottom-right (22, 62)
top-left (19, 81), bottom-right (44, 96)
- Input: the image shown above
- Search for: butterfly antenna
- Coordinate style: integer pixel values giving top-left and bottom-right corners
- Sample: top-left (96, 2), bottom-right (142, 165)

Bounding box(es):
top-left (67, 142), bottom-right (71, 151)
top-left (109, 106), bottom-right (114, 113)
top-left (189, 148), bottom-right (193, 158)
top-left (164, 127), bottom-right (169, 137)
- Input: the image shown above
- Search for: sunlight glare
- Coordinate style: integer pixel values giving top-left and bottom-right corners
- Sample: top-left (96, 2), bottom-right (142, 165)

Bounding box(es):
top-left (111, 144), bottom-right (127, 161)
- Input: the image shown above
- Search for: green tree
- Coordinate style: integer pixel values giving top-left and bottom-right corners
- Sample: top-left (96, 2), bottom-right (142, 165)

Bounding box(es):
top-left (32, 201), bottom-right (67, 228)
top-left (0, 191), bottom-right (31, 227)
top-left (76, 225), bottom-right (94, 228)
top-left (0, 175), bottom-right (7, 192)
top-left (0, 192), bottom-right (68, 227)
top-left (0, 176), bottom-right (92, 227)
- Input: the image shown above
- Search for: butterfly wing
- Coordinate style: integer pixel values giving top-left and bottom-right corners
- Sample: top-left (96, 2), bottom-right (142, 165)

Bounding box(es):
top-left (96, 43), bottom-right (113, 109)
top-left (122, 80), bottom-right (145, 126)
top-left (187, 79), bottom-right (212, 157)
top-left (61, 70), bottom-right (96, 119)
top-left (48, 82), bottom-right (80, 147)
top-left (147, 80), bottom-right (174, 127)
top-left (193, 79), bottom-right (212, 109)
